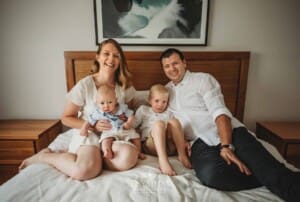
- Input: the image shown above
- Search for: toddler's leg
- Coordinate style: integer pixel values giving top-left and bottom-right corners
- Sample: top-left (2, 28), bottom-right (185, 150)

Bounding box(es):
top-left (151, 120), bottom-right (176, 176)
top-left (167, 118), bottom-right (192, 169)
top-left (101, 138), bottom-right (114, 159)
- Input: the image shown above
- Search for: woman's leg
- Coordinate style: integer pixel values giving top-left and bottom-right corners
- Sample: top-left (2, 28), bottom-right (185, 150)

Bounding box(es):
top-left (104, 141), bottom-right (139, 171)
top-left (233, 127), bottom-right (300, 202)
top-left (190, 138), bottom-right (261, 191)
top-left (19, 145), bottom-right (102, 180)
top-left (167, 118), bottom-right (192, 169)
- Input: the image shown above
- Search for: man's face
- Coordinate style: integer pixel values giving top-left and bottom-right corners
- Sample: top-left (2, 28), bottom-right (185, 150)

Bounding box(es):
top-left (161, 53), bottom-right (186, 85)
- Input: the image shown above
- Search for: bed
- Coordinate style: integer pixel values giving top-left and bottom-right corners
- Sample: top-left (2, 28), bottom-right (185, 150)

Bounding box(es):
top-left (0, 51), bottom-right (298, 202)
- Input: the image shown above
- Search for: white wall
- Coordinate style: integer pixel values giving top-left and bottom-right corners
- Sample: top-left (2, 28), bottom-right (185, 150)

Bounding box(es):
top-left (0, 0), bottom-right (299, 131)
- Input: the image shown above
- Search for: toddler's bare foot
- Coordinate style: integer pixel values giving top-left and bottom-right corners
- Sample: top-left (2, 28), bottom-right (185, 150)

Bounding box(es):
top-left (179, 155), bottom-right (192, 169)
top-left (158, 158), bottom-right (176, 176)
top-left (103, 148), bottom-right (114, 159)
top-left (18, 148), bottom-right (50, 171)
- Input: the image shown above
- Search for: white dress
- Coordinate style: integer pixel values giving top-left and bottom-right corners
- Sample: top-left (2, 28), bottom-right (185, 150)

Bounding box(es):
top-left (48, 75), bottom-right (136, 153)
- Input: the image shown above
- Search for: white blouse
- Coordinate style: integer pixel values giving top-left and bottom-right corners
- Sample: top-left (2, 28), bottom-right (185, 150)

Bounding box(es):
top-left (67, 75), bottom-right (136, 121)
top-left (166, 71), bottom-right (243, 146)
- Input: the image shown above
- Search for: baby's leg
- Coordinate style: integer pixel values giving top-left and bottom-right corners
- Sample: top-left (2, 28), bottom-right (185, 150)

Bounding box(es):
top-left (101, 138), bottom-right (114, 159)
top-left (131, 138), bottom-right (145, 159)
top-left (151, 120), bottom-right (176, 176)
top-left (167, 118), bottom-right (192, 169)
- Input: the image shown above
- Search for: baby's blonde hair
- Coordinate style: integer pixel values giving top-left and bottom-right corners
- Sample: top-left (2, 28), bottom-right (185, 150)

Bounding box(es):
top-left (97, 84), bottom-right (116, 100)
top-left (148, 84), bottom-right (169, 101)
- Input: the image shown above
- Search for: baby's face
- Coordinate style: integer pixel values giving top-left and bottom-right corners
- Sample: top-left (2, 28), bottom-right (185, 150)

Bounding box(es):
top-left (97, 93), bottom-right (117, 113)
top-left (149, 92), bottom-right (168, 113)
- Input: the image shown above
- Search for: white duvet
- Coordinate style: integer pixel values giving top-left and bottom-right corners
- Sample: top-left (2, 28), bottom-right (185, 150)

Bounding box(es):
top-left (1, 135), bottom-right (298, 202)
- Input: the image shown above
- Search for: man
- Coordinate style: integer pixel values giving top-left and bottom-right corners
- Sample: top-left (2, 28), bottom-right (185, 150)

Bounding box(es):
top-left (160, 48), bottom-right (300, 202)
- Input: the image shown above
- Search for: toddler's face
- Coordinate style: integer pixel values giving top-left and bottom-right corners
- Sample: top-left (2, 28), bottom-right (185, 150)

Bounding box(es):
top-left (97, 93), bottom-right (117, 113)
top-left (149, 92), bottom-right (168, 113)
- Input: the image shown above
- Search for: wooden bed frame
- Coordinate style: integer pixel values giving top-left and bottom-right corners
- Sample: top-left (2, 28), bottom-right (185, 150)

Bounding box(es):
top-left (64, 51), bottom-right (250, 122)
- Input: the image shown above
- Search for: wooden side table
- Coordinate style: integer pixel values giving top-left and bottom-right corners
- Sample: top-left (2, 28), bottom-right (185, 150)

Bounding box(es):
top-left (256, 121), bottom-right (300, 168)
top-left (0, 119), bottom-right (62, 184)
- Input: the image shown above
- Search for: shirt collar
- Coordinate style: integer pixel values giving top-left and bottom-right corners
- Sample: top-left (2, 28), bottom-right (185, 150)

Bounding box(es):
top-left (170, 70), bottom-right (191, 87)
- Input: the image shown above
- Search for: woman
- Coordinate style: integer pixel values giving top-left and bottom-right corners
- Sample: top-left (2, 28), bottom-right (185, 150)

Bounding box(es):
top-left (19, 39), bottom-right (139, 180)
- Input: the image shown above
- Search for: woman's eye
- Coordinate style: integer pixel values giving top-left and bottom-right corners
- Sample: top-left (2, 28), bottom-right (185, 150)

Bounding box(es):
top-left (113, 54), bottom-right (120, 59)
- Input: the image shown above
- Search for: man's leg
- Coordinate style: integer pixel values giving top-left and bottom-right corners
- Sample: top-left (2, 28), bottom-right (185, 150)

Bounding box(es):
top-left (233, 127), bottom-right (300, 202)
top-left (190, 138), bottom-right (261, 191)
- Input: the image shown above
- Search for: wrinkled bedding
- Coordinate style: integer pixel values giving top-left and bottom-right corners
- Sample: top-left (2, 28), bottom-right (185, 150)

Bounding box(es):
top-left (1, 135), bottom-right (298, 202)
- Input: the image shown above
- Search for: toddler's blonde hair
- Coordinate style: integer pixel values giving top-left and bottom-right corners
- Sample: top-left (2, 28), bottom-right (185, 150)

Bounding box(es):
top-left (148, 84), bottom-right (169, 101)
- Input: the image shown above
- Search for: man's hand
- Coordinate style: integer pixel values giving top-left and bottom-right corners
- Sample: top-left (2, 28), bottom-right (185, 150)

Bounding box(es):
top-left (220, 148), bottom-right (251, 175)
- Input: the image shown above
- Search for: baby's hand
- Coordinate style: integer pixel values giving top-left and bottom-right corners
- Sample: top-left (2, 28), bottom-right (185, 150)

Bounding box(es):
top-left (122, 122), bottom-right (132, 130)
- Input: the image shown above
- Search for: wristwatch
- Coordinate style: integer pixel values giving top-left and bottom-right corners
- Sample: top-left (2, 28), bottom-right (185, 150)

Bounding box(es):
top-left (220, 144), bottom-right (235, 151)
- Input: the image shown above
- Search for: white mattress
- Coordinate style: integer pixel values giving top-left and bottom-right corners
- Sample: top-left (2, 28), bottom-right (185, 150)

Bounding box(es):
top-left (1, 134), bottom-right (298, 202)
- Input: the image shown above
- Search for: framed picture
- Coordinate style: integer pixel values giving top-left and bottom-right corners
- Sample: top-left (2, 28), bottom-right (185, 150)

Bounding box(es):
top-left (94, 0), bottom-right (209, 45)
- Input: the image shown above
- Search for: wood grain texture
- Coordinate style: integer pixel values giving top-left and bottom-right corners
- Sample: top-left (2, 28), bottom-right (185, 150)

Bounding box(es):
top-left (64, 51), bottom-right (250, 122)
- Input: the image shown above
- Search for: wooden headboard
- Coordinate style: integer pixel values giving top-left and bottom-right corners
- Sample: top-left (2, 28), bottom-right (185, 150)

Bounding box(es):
top-left (64, 51), bottom-right (250, 122)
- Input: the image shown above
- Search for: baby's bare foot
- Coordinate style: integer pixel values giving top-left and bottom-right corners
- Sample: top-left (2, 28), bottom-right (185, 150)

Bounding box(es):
top-left (158, 158), bottom-right (176, 176)
top-left (139, 153), bottom-right (146, 160)
top-left (179, 155), bottom-right (192, 169)
top-left (103, 148), bottom-right (114, 159)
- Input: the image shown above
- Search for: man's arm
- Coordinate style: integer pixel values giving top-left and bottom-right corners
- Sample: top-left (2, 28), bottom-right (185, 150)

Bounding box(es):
top-left (215, 114), bottom-right (251, 175)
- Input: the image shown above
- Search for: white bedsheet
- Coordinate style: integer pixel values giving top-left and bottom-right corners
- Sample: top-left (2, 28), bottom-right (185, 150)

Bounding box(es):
top-left (1, 128), bottom-right (298, 202)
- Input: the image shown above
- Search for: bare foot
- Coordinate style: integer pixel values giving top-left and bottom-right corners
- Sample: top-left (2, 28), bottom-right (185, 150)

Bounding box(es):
top-left (158, 158), bottom-right (176, 176)
top-left (18, 148), bottom-right (50, 171)
top-left (103, 148), bottom-right (114, 159)
top-left (178, 155), bottom-right (192, 169)
top-left (138, 152), bottom-right (146, 160)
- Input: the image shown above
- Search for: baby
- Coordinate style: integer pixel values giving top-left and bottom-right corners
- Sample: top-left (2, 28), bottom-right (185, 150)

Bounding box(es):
top-left (80, 84), bottom-right (142, 159)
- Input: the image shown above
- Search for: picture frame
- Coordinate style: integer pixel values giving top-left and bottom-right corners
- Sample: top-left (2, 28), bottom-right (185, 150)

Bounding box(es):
top-left (94, 0), bottom-right (209, 46)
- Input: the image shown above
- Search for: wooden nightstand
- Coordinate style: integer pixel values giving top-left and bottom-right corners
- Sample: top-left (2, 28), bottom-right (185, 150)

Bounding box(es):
top-left (0, 119), bottom-right (62, 184)
top-left (256, 122), bottom-right (300, 169)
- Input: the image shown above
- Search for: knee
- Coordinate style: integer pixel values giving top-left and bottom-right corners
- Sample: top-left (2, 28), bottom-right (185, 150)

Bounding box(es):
top-left (108, 143), bottom-right (138, 171)
top-left (168, 118), bottom-right (180, 126)
top-left (118, 146), bottom-right (138, 171)
top-left (152, 121), bottom-right (166, 132)
top-left (194, 164), bottom-right (222, 189)
top-left (70, 164), bottom-right (101, 181)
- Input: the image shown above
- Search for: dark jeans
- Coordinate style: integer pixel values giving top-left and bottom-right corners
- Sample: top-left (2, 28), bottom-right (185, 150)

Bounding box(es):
top-left (191, 127), bottom-right (300, 202)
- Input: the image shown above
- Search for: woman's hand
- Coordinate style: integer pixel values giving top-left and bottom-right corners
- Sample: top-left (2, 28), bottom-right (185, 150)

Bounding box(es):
top-left (220, 148), bottom-right (252, 175)
top-left (94, 120), bottom-right (112, 132)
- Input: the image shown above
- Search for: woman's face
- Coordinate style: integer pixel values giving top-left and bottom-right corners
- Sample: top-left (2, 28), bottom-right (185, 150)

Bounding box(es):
top-left (96, 43), bottom-right (121, 74)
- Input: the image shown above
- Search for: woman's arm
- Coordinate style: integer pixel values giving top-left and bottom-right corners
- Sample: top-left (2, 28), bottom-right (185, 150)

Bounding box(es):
top-left (61, 100), bottom-right (85, 129)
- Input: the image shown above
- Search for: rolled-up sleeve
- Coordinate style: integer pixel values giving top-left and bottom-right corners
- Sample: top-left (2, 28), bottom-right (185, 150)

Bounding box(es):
top-left (202, 75), bottom-right (232, 121)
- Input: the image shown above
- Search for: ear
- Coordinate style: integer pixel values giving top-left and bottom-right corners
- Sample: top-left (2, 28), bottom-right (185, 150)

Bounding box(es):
top-left (183, 59), bottom-right (187, 69)
top-left (95, 54), bottom-right (100, 60)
